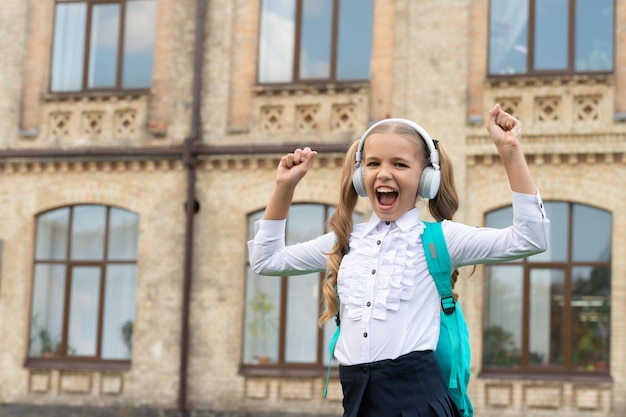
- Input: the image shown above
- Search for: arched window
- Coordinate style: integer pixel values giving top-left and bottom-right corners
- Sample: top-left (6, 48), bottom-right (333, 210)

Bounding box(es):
top-left (483, 202), bottom-right (611, 376)
top-left (242, 203), bottom-right (362, 372)
top-left (27, 205), bottom-right (139, 369)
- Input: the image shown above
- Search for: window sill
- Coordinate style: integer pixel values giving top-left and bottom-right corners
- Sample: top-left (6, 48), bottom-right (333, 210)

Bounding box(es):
top-left (239, 364), bottom-right (337, 378)
top-left (479, 370), bottom-right (612, 384)
top-left (41, 89), bottom-right (150, 103)
top-left (253, 80), bottom-right (370, 96)
top-left (24, 357), bottom-right (131, 372)
top-left (485, 72), bottom-right (613, 88)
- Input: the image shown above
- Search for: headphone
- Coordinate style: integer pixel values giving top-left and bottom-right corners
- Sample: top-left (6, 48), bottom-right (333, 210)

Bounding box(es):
top-left (352, 118), bottom-right (441, 199)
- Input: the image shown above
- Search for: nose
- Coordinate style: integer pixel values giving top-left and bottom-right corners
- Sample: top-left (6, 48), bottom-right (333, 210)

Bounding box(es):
top-left (377, 165), bottom-right (391, 180)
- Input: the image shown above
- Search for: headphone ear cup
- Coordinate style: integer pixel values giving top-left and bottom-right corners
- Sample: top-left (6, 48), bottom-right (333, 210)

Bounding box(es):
top-left (418, 167), bottom-right (441, 199)
top-left (352, 164), bottom-right (368, 197)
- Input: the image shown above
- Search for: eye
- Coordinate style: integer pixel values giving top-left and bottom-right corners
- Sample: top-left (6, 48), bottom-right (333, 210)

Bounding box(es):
top-left (366, 161), bottom-right (379, 167)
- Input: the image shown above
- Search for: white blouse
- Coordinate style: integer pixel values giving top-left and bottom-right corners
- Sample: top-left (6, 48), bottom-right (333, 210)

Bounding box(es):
top-left (248, 192), bottom-right (549, 366)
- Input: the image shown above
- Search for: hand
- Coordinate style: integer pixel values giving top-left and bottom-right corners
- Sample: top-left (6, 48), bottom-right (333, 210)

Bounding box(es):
top-left (275, 147), bottom-right (318, 188)
top-left (486, 103), bottom-right (522, 153)
top-left (486, 104), bottom-right (537, 194)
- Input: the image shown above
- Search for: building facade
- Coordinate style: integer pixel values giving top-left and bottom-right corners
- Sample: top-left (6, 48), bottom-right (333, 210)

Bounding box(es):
top-left (0, 0), bottom-right (625, 416)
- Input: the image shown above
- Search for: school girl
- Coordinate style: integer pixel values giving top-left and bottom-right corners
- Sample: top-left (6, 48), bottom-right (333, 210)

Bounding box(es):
top-left (248, 104), bottom-right (550, 416)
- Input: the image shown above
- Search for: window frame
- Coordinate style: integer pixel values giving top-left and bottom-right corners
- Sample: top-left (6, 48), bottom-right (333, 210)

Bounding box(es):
top-left (481, 201), bottom-right (611, 380)
top-left (25, 204), bottom-right (138, 371)
top-left (256, 0), bottom-right (373, 86)
top-left (487, 0), bottom-right (615, 77)
top-left (50, 0), bottom-right (155, 94)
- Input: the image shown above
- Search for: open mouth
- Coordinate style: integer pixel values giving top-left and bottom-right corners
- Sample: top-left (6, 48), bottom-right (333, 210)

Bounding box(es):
top-left (376, 187), bottom-right (398, 207)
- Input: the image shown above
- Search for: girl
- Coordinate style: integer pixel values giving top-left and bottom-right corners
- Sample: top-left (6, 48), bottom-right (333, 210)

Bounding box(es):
top-left (248, 104), bottom-right (549, 417)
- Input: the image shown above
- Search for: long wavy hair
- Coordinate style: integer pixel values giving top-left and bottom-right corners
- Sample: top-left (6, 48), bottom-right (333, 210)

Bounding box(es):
top-left (319, 122), bottom-right (460, 326)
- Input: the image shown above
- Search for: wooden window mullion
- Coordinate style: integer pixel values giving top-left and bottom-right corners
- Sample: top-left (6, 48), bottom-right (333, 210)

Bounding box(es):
top-left (528, 0), bottom-right (536, 73)
top-left (116, 0), bottom-right (126, 89)
top-left (567, 0), bottom-right (575, 73)
top-left (95, 206), bottom-right (111, 358)
top-left (59, 206), bottom-right (76, 356)
top-left (521, 261), bottom-right (530, 367)
top-left (81, 2), bottom-right (94, 91)
top-left (293, 0), bottom-right (303, 83)
top-left (562, 203), bottom-right (575, 370)
top-left (329, 0), bottom-right (339, 81)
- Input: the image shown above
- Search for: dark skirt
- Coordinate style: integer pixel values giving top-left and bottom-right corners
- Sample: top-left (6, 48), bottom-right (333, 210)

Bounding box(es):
top-left (339, 350), bottom-right (462, 417)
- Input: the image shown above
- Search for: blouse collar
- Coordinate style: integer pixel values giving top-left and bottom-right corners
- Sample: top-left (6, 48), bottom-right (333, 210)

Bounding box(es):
top-left (362, 207), bottom-right (423, 235)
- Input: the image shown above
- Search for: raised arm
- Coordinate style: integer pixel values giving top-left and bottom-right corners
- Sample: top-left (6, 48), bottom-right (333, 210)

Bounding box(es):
top-left (486, 104), bottom-right (537, 195)
top-left (262, 147), bottom-right (318, 220)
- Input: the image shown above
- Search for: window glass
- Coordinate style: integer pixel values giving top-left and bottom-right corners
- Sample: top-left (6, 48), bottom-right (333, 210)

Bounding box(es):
top-left (67, 266), bottom-right (101, 356)
top-left (108, 208), bottom-right (139, 260)
top-left (35, 208), bottom-right (70, 260)
top-left (534, 0), bottom-right (568, 71)
top-left (529, 202), bottom-right (568, 262)
top-left (299, 0), bottom-right (332, 79)
top-left (571, 266), bottom-right (610, 372)
top-left (485, 205), bottom-right (512, 229)
top-left (572, 205), bottom-right (611, 262)
top-left (488, 0), bottom-right (528, 75)
top-left (258, 0), bottom-right (296, 83)
top-left (286, 204), bottom-right (324, 244)
top-left (483, 265), bottom-right (523, 368)
top-left (88, 4), bottom-right (120, 88)
top-left (529, 268), bottom-right (564, 367)
top-left (51, 3), bottom-right (87, 91)
top-left (71, 205), bottom-right (107, 260)
top-left (29, 265), bottom-right (66, 357)
top-left (337, 0), bottom-right (373, 80)
top-left (575, 0), bottom-right (614, 71)
top-left (102, 265), bottom-right (137, 359)
top-left (283, 204), bottom-right (325, 362)
top-left (123, 0), bottom-right (158, 88)
top-left (243, 270), bottom-right (281, 364)
top-left (285, 273), bottom-right (320, 362)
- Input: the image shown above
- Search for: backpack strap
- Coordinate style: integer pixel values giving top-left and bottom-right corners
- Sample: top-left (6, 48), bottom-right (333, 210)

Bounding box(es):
top-left (324, 321), bottom-right (340, 397)
top-left (422, 221), bottom-right (461, 390)
top-left (324, 287), bottom-right (341, 398)
top-left (422, 221), bottom-right (455, 314)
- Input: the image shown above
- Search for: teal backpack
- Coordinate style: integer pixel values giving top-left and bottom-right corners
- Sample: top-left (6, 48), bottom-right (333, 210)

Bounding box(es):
top-left (423, 221), bottom-right (473, 417)
top-left (325, 221), bottom-right (473, 417)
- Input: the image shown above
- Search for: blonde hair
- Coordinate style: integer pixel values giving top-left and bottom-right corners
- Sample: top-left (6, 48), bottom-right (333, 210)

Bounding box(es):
top-left (319, 122), bottom-right (460, 326)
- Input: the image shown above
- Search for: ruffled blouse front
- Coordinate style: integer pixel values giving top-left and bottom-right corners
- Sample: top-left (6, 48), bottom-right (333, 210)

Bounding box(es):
top-left (338, 217), bottom-right (426, 322)
top-left (333, 208), bottom-right (441, 365)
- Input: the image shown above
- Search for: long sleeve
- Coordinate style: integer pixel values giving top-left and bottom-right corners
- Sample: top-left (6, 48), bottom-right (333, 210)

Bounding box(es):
top-left (247, 219), bottom-right (335, 276)
top-left (444, 191), bottom-right (550, 268)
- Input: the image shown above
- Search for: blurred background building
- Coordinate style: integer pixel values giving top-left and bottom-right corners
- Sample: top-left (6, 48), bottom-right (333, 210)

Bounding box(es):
top-left (0, 0), bottom-right (624, 416)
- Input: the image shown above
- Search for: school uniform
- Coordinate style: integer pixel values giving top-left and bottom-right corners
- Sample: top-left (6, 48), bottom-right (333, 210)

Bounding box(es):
top-left (249, 191), bottom-right (549, 417)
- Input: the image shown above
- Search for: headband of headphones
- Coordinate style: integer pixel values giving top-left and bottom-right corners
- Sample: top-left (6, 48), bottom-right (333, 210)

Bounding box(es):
top-left (354, 118), bottom-right (440, 170)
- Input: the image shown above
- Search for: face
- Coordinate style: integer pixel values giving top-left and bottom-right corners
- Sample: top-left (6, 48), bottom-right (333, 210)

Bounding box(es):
top-left (362, 131), bottom-right (425, 221)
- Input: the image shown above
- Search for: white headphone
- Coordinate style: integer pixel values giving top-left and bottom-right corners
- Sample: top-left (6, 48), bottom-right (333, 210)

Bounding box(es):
top-left (352, 118), bottom-right (441, 199)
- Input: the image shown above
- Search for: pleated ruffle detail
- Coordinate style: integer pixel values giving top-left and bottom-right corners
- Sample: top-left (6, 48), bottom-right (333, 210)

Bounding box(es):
top-left (338, 221), bottom-right (426, 322)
